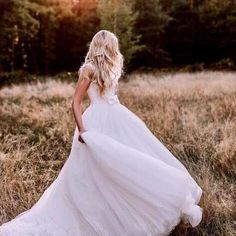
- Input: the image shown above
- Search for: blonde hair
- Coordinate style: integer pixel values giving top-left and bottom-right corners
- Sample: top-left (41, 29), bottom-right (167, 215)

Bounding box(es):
top-left (81, 30), bottom-right (123, 95)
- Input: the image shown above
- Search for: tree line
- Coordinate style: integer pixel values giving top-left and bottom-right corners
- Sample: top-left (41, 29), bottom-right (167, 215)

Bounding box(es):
top-left (0, 0), bottom-right (236, 74)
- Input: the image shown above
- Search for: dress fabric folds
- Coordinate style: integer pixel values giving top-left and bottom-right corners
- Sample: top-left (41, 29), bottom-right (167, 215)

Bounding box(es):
top-left (0, 80), bottom-right (203, 236)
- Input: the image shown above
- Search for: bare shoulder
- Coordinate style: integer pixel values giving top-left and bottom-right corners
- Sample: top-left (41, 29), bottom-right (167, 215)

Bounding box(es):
top-left (78, 63), bottom-right (96, 82)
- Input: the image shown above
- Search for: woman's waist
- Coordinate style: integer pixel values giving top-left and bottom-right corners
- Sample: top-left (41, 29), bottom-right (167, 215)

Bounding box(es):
top-left (89, 94), bottom-right (120, 106)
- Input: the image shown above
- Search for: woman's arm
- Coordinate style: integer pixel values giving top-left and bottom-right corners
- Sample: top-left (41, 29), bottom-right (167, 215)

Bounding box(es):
top-left (72, 64), bottom-right (94, 143)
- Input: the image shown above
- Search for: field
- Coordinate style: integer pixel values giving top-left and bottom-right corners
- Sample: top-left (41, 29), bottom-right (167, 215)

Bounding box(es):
top-left (0, 71), bottom-right (235, 235)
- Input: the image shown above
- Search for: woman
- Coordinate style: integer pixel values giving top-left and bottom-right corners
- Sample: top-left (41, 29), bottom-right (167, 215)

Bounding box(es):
top-left (0, 30), bottom-right (203, 236)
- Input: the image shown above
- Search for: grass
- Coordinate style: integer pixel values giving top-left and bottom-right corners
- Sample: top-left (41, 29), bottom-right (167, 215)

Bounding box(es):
top-left (0, 71), bottom-right (236, 235)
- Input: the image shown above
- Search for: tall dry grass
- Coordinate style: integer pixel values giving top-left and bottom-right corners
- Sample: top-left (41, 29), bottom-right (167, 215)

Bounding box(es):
top-left (0, 71), bottom-right (236, 235)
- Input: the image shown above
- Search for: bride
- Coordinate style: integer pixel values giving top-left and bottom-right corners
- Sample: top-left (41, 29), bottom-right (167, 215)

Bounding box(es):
top-left (0, 30), bottom-right (203, 236)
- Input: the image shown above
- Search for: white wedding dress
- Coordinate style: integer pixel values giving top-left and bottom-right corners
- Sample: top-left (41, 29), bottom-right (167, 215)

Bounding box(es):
top-left (0, 78), bottom-right (203, 236)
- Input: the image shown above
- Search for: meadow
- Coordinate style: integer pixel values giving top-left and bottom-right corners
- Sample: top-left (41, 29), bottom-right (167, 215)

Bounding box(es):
top-left (0, 71), bottom-right (235, 235)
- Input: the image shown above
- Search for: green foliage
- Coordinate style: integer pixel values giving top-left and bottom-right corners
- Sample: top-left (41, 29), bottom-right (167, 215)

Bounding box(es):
top-left (32, 4), bottom-right (58, 74)
top-left (0, 0), bottom-right (236, 74)
top-left (198, 0), bottom-right (236, 63)
top-left (0, 0), bottom-right (41, 71)
top-left (163, 0), bottom-right (236, 66)
top-left (0, 0), bottom-right (60, 73)
top-left (54, 0), bottom-right (99, 71)
top-left (97, 0), bottom-right (143, 67)
top-left (163, 0), bottom-right (201, 65)
top-left (134, 0), bottom-right (171, 67)
top-left (0, 70), bottom-right (35, 87)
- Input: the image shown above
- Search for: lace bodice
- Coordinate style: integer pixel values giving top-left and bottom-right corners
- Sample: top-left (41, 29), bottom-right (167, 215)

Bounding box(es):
top-left (87, 81), bottom-right (120, 105)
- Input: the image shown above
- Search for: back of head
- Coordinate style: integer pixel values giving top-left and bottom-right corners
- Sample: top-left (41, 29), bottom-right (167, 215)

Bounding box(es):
top-left (83, 30), bottom-right (124, 94)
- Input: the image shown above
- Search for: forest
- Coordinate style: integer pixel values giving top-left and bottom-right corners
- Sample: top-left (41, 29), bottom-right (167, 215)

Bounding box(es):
top-left (0, 0), bottom-right (236, 75)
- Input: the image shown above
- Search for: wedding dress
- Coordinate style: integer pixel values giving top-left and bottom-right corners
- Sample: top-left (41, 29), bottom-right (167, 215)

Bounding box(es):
top-left (0, 78), bottom-right (203, 236)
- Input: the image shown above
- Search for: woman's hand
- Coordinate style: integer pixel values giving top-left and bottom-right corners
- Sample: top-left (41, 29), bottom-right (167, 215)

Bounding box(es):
top-left (78, 129), bottom-right (86, 143)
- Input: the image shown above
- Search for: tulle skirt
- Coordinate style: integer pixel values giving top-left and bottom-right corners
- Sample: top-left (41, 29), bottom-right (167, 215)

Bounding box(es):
top-left (0, 102), bottom-right (203, 236)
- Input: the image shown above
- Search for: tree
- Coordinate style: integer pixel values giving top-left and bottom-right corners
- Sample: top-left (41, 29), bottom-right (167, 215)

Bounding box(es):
top-left (0, 0), bottom-right (59, 73)
top-left (51, 0), bottom-right (99, 71)
top-left (162, 0), bottom-right (201, 65)
top-left (134, 0), bottom-right (171, 68)
top-left (0, 0), bottom-right (41, 71)
top-left (28, 0), bottom-right (59, 73)
top-left (97, 0), bottom-right (143, 68)
top-left (198, 0), bottom-right (236, 64)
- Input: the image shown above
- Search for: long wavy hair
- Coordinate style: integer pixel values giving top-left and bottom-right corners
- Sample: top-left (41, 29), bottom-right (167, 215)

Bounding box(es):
top-left (83, 30), bottom-right (124, 95)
